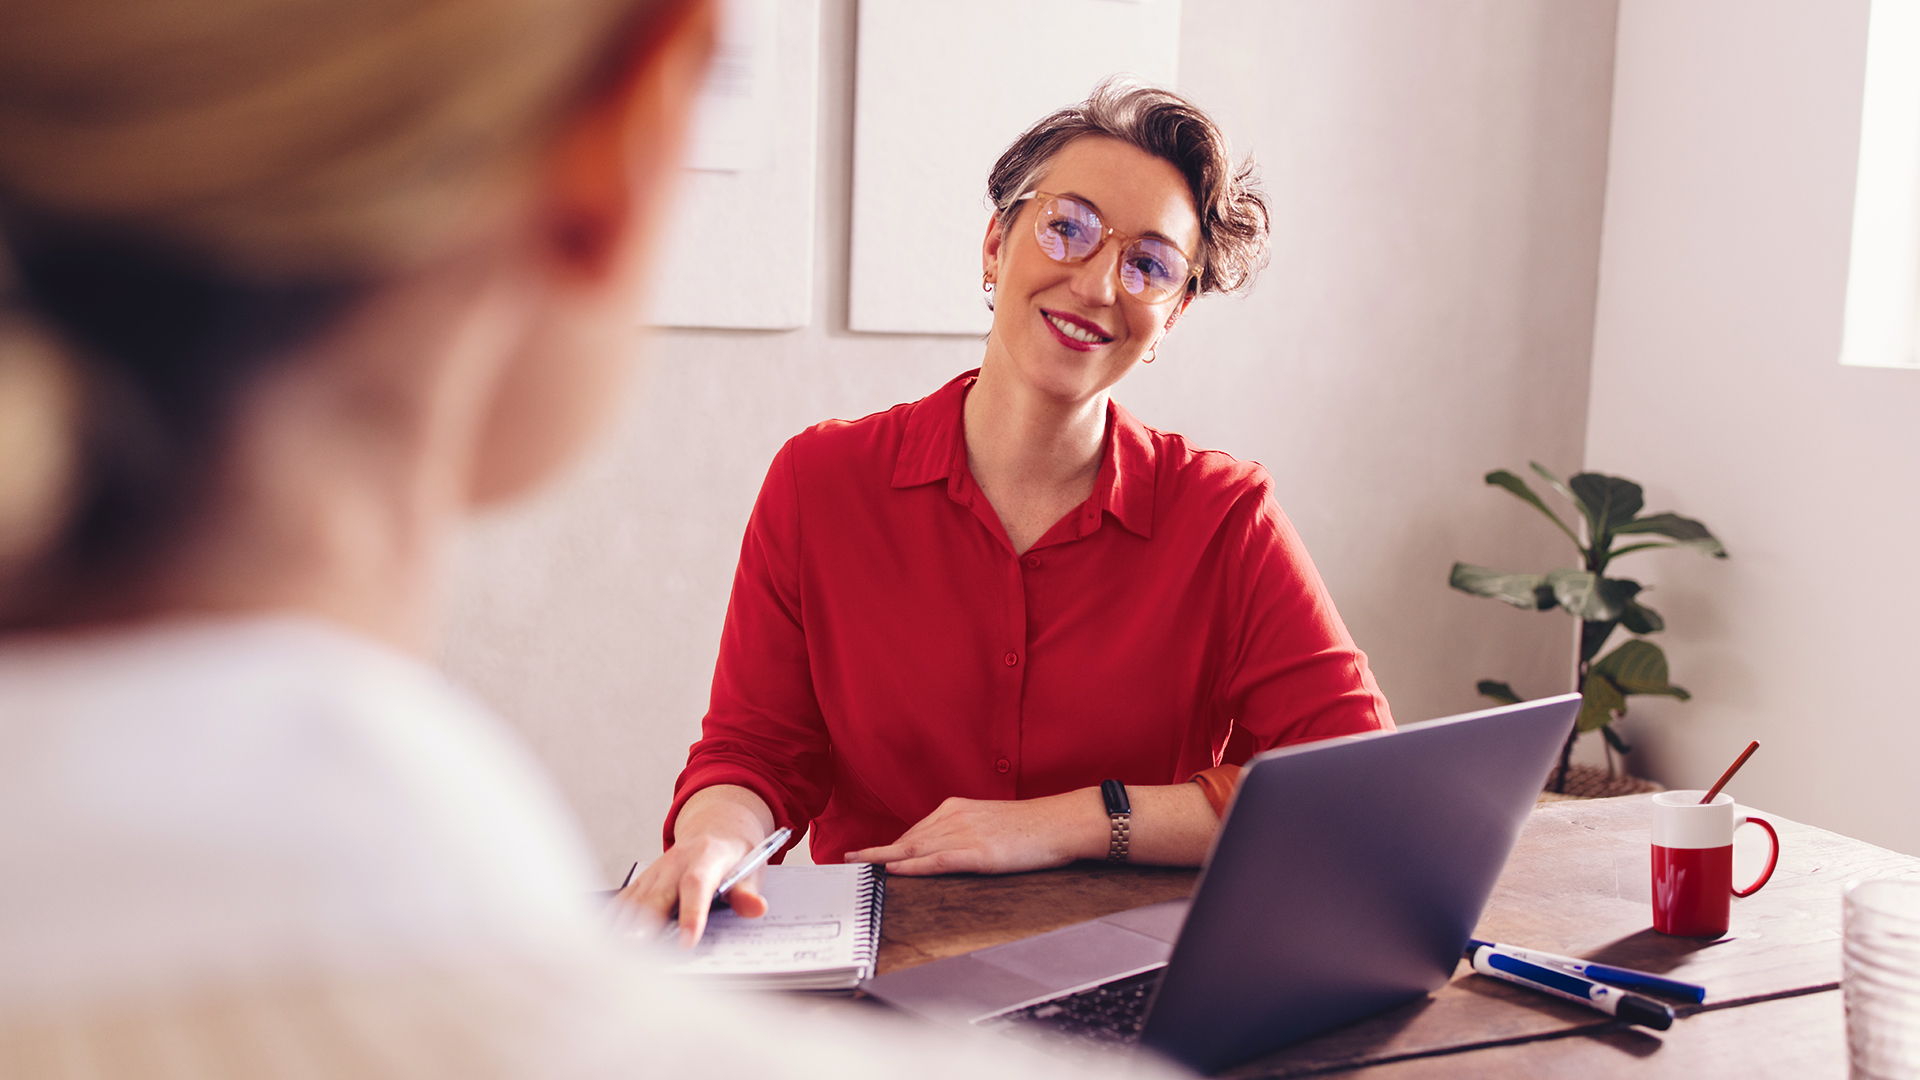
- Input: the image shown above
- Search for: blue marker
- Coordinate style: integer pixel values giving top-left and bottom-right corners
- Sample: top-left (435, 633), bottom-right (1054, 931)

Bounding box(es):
top-left (1464, 941), bottom-right (1675, 1029)
top-left (1471, 940), bottom-right (1707, 1005)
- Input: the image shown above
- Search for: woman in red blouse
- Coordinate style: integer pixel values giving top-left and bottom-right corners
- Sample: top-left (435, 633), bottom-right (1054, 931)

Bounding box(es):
top-left (624, 82), bottom-right (1393, 944)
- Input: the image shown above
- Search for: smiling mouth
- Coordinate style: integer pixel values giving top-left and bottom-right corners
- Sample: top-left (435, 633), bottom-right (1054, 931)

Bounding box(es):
top-left (1043, 310), bottom-right (1114, 345)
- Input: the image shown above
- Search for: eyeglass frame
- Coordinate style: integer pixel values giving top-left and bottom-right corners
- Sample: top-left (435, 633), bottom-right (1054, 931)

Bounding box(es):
top-left (1010, 190), bottom-right (1201, 305)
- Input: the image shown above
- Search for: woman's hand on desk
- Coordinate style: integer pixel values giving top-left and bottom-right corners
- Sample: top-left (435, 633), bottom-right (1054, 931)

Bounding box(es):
top-left (616, 784), bottom-right (776, 947)
top-left (846, 782), bottom-right (1221, 875)
top-left (844, 791), bottom-right (1103, 875)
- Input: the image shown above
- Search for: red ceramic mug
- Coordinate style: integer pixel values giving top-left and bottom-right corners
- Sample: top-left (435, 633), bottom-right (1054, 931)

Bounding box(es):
top-left (1651, 790), bottom-right (1780, 937)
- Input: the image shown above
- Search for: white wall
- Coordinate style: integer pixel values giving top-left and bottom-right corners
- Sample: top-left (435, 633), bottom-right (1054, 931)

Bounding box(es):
top-left (438, 0), bottom-right (1620, 882)
top-left (1142, 0), bottom-right (1617, 729)
top-left (1588, 0), bottom-right (1920, 855)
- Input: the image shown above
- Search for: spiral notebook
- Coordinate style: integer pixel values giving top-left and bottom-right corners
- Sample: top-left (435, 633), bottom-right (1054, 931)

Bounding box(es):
top-left (659, 863), bottom-right (885, 990)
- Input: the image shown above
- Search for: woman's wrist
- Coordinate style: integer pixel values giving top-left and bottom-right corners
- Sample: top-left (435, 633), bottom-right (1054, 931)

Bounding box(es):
top-left (673, 784), bottom-right (776, 848)
top-left (1058, 782), bottom-right (1219, 867)
top-left (1065, 786), bottom-right (1116, 862)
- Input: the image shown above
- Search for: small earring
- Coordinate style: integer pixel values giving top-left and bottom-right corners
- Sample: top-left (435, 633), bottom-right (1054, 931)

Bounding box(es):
top-left (1143, 344), bottom-right (1157, 364)
top-left (983, 273), bottom-right (995, 312)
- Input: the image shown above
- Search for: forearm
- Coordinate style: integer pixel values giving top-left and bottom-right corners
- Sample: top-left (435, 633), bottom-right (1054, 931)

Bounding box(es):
top-left (1051, 781), bottom-right (1220, 867)
top-left (672, 783), bottom-right (777, 847)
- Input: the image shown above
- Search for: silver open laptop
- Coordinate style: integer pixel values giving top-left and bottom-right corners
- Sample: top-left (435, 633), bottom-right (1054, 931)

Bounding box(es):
top-left (859, 695), bottom-right (1581, 1073)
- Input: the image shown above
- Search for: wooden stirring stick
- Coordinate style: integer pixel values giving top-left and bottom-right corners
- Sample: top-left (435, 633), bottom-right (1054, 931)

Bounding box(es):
top-left (1700, 741), bottom-right (1760, 804)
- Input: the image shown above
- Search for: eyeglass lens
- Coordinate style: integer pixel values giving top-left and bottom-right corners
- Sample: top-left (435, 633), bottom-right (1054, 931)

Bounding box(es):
top-left (1033, 195), bottom-right (1190, 302)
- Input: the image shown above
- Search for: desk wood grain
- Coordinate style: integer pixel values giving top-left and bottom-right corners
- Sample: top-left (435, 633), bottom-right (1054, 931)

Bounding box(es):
top-left (866, 796), bottom-right (1918, 1077)
top-left (1228, 795), bottom-right (1915, 1077)
top-left (1329, 988), bottom-right (1845, 1079)
top-left (877, 864), bottom-right (1199, 974)
top-left (1472, 795), bottom-right (1913, 1006)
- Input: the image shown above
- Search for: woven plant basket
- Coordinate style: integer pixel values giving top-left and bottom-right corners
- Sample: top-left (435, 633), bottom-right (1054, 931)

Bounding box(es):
top-left (1537, 764), bottom-right (1666, 802)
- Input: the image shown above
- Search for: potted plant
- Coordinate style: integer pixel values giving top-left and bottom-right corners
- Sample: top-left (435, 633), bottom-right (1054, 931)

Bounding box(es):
top-left (1449, 463), bottom-right (1727, 794)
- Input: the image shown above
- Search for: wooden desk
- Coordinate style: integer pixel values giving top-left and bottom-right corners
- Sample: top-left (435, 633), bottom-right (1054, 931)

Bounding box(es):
top-left (873, 795), bottom-right (1920, 1077)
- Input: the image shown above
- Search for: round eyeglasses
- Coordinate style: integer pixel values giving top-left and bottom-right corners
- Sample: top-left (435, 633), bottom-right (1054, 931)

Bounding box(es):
top-left (1016, 191), bottom-right (1196, 305)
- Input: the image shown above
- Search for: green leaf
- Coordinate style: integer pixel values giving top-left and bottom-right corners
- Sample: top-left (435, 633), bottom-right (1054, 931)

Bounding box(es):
top-left (1578, 671), bottom-right (1626, 732)
top-left (1607, 541), bottom-right (1678, 560)
top-left (1613, 512), bottom-right (1728, 559)
top-left (1545, 570), bottom-right (1642, 622)
top-left (1598, 577), bottom-right (1644, 617)
top-left (1486, 470), bottom-right (1584, 554)
top-left (1450, 563), bottom-right (1555, 611)
top-left (1545, 568), bottom-right (1595, 613)
top-left (1528, 462), bottom-right (1583, 513)
top-left (1592, 639), bottom-right (1692, 700)
top-left (1619, 601), bottom-right (1664, 635)
top-left (1570, 473), bottom-right (1646, 530)
top-left (1579, 619), bottom-right (1619, 664)
top-left (1476, 680), bottom-right (1524, 706)
top-left (1570, 473), bottom-right (1645, 556)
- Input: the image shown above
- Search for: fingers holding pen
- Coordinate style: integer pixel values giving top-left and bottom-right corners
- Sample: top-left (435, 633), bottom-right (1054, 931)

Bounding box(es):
top-left (615, 834), bottom-right (747, 946)
top-left (616, 787), bottom-right (784, 947)
top-left (722, 867), bottom-right (769, 918)
top-left (614, 825), bottom-right (789, 947)
top-left (696, 824), bottom-right (789, 932)
top-left (611, 858), bottom-right (684, 939)
top-left (675, 865), bottom-right (719, 948)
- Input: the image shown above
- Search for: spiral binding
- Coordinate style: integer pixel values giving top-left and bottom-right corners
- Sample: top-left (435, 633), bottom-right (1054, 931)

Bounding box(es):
top-left (851, 863), bottom-right (886, 979)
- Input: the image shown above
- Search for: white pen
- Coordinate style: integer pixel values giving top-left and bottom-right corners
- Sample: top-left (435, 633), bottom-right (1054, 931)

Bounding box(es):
top-left (711, 826), bottom-right (792, 907)
top-left (1464, 941), bottom-right (1675, 1029)
top-left (1471, 939), bottom-right (1707, 1004)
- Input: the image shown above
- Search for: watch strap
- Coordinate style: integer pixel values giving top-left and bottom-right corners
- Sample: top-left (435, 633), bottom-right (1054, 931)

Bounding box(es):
top-left (1101, 779), bottom-right (1131, 863)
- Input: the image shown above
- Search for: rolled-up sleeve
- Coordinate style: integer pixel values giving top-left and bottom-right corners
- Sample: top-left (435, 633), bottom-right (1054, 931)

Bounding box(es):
top-left (1218, 483), bottom-right (1394, 754)
top-left (664, 440), bottom-right (832, 854)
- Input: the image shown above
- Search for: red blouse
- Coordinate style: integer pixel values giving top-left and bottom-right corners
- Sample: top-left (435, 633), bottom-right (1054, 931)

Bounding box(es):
top-left (668, 372), bottom-right (1393, 863)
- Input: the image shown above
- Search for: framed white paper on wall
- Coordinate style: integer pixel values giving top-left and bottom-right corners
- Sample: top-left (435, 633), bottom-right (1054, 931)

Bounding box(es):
top-left (847, 0), bottom-right (1181, 336)
top-left (644, 0), bottom-right (820, 330)
top-left (1840, 0), bottom-right (1920, 369)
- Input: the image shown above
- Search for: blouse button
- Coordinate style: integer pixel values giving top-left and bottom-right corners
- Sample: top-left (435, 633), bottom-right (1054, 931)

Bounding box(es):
top-left (995, 758), bottom-right (1011, 773)
top-left (1024, 555), bottom-right (1041, 569)
top-left (1004, 651), bottom-right (1019, 666)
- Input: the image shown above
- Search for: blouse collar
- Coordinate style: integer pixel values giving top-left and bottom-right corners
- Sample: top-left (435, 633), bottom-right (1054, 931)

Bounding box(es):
top-left (891, 370), bottom-right (1156, 541)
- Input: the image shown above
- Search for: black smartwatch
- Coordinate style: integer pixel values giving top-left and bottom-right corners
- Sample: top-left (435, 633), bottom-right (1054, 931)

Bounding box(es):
top-left (1101, 779), bottom-right (1131, 863)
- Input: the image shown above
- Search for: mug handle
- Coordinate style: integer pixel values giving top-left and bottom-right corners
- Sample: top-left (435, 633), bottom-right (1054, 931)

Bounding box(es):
top-left (1732, 815), bottom-right (1779, 897)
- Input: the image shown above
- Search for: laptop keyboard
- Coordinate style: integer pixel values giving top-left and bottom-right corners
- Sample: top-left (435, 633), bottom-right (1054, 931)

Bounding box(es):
top-left (995, 968), bottom-right (1166, 1047)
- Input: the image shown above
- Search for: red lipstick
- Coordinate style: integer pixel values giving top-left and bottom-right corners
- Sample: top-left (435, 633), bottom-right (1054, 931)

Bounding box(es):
top-left (1040, 308), bottom-right (1114, 351)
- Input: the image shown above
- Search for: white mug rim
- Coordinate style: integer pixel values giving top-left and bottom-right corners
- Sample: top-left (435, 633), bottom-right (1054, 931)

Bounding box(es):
top-left (1653, 790), bottom-right (1735, 809)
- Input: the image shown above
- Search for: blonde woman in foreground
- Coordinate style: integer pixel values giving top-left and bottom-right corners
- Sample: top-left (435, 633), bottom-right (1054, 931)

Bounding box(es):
top-left (0, 1), bottom-right (1163, 1076)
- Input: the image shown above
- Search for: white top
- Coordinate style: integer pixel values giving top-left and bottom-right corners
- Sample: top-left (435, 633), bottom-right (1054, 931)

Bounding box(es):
top-left (0, 617), bottom-right (1123, 1078)
top-left (0, 616), bottom-right (602, 1005)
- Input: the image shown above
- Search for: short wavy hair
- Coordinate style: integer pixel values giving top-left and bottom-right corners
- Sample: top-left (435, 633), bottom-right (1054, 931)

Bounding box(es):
top-left (986, 80), bottom-right (1270, 298)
